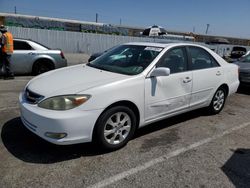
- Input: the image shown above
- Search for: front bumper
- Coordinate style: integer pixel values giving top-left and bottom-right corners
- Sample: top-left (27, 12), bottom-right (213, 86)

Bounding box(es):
top-left (19, 93), bottom-right (103, 145)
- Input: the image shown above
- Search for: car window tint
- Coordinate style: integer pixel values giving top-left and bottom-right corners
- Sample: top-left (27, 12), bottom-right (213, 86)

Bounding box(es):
top-left (88, 45), bottom-right (162, 75)
top-left (189, 47), bottom-right (219, 70)
top-left (156, 47), bottom-right (188, 74)
top-left (245, 55), bottom-right (250, 62)
top-left (240, 54), bottom-right (250, 63)
top-left (14, 41), bottom-right (32, 50)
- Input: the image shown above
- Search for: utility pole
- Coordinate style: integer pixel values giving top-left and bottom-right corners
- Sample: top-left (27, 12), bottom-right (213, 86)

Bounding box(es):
top-left (206, 24), bottom-right (210, 34)
top-left (95, 13), bottom-right (98, 23)
top-left (14, 6), bottom-right (17, 14)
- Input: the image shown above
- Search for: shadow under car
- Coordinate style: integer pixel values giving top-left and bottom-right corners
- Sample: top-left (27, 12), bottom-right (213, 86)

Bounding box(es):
top-left (1, 108), bottom-right (208, 164)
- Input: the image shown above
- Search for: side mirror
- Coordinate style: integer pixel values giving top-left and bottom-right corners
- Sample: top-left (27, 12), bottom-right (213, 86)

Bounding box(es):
top-left (150, 67), bottom-right (170, 77)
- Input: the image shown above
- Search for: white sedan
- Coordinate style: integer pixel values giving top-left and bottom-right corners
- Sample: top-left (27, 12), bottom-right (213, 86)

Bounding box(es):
top-left (19, 42), bottom-right (239, 150)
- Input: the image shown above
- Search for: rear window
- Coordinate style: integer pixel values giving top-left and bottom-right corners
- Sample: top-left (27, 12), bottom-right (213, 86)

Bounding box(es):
top-left (239, 54), bottom-right (250, 63)
top-left (232, 47), bottom-right (247, 52)
top-left (231, 47), bottom-right (247, 58)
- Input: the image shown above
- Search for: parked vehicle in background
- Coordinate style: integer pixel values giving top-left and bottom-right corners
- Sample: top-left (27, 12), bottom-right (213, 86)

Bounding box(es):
top-left (222, 46), bottom-right (247, 63)
top-left (230, 46), bottom-right (247, 59)
top-left (3, 39), bottom-right (67, 75)
top-left (88, 46), bottom-right (117, 62)
top-left (19, 42), bottom-right (239, 150)
top-left (244, 50), bottom-right (250, 57)
top-left (88, 52), bottom-right (103, 62)
top-left (233, 53), bottom-right (250, 85)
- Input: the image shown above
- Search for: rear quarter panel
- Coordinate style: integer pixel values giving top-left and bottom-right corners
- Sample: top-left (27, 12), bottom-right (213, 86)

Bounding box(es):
top-left (207, 48), bottom-right (239, 95)
top-left (224, 63), bottom-right (240, 95)
top-left (42, 50), bottom-right (67, 68)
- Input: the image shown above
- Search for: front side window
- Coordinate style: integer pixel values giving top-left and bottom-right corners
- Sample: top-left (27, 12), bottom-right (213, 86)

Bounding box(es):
top-left (189, 47), bottom-right (219, 70)
top-left (87, 45), bottom-right (163, 75)
top-left (156, 47), bottom-right (188, 74)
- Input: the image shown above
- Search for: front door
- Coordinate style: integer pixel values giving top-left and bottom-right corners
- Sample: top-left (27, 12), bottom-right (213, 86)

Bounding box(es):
top-left (145, 47), bottom-right (192, 122)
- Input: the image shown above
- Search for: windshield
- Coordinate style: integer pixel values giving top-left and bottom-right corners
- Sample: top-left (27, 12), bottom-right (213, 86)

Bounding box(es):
top-left (87, 45), bottom-right (163, 75)
top-left (239, 54), bottom-right (250, 63)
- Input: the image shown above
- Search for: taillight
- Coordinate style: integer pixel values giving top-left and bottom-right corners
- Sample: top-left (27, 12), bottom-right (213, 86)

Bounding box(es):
top-left (237, 65), bottom-right (239, 78)
top-left (60, 51), bottom-right (65, 59)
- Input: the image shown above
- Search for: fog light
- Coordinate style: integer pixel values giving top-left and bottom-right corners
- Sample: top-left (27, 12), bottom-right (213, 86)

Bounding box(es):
top-left (45, 132), bottom-right (67, 139)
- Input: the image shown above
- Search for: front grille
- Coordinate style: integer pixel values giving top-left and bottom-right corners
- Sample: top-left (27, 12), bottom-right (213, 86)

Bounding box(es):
top-left (25, 88), bottom-right (44, 104)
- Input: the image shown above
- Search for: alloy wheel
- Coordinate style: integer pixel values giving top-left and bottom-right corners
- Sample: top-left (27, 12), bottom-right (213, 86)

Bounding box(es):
top-left (104, 112), bottom-right (131, 145)
top-left (213, 89), bottom-right (225, 111)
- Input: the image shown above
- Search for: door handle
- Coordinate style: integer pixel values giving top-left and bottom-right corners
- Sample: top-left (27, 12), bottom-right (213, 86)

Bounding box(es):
top-left (216, 71), bottom-right (222, 76)
top-left (28, 52), bottom-right (35, 55)
top-left (183, 77), bottom-right (192, 83)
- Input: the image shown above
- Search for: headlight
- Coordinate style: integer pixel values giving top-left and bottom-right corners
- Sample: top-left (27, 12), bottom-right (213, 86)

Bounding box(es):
top-left (38, 95), bottom-right (91, 110)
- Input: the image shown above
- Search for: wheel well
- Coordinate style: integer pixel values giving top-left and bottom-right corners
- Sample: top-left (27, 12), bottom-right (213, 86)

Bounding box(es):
top-left (92, 100), bottom-right (140, 140)
top-left (32, 58), bottom-right (55, 72)
top-left (219, 84), bottom-right (229, 97)
top-left (103, 101), bottom-right (140, 128)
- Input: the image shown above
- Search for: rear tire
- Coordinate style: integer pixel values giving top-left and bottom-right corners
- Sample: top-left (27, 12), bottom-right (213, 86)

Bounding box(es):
top-left (208, 87), bottom-right (227, 114)
top-left (94, 106), bottom-right (136, 151)
top-left (32, 60), bottom-right (54, 75)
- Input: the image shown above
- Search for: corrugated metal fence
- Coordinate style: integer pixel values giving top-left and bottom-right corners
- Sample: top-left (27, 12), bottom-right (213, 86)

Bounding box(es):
top-left (8, 26), bottom-right (180, 54)
top-left (9, 26), bottom-right (248, 56)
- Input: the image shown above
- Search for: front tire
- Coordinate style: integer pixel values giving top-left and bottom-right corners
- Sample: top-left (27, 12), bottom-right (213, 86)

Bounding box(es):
top-left (208, 87), bottom-right (227, 114)
top-left (94, 106), bottom-right (136, 150)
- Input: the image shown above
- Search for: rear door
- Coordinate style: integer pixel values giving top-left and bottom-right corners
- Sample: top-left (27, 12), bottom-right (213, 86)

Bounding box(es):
top-left (12, 40), bottom-right (34, 74)
top-left (188, 46), bottom-right (223, 108)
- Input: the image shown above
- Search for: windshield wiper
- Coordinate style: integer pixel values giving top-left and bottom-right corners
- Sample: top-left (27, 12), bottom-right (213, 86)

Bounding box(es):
top-left (87, 63), bottom-right (112, 72)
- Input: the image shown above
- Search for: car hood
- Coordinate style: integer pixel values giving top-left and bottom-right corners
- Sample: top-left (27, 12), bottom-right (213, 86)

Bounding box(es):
top-left (27, 64), bottom-right (129, 97)
top-left (234, 62), bottom-right (250, 72)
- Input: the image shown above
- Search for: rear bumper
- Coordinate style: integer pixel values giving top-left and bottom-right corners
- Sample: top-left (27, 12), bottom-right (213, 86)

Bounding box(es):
top-left (228, 80), bottom-right (240, 95)
top-left (239, 74), bottom-right (250, 84)
top-left (55, 59), bottom-right (67, 69)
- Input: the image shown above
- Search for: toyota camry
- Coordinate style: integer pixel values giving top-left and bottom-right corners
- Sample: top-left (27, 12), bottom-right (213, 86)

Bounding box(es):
top-left (19, 42), bottom-right (239, 150)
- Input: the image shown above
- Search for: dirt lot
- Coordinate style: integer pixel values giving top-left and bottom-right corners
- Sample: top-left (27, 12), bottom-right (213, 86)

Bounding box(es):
top-left (0, 76), bottom-right (250, 188)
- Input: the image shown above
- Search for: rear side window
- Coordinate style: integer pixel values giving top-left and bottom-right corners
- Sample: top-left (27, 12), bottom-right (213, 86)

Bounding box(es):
top-left (14, 41), bottom-right (33, 50)
top-left (189, 47), bottom-right (219, 70)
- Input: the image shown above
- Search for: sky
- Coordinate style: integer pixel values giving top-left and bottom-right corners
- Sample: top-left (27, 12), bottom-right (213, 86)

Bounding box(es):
top-left (0, 0), bottom-right (250, 38)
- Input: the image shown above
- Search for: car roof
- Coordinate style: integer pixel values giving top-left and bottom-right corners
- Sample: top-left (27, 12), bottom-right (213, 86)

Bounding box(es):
top-left (14, 38), bottom-right (50, 50)
top-left (124, 42), bottom-right (205, 49)
top-left (14, 38), bottom-right (31, 42)
top-left (125, 42), bottom-right (227, 66)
